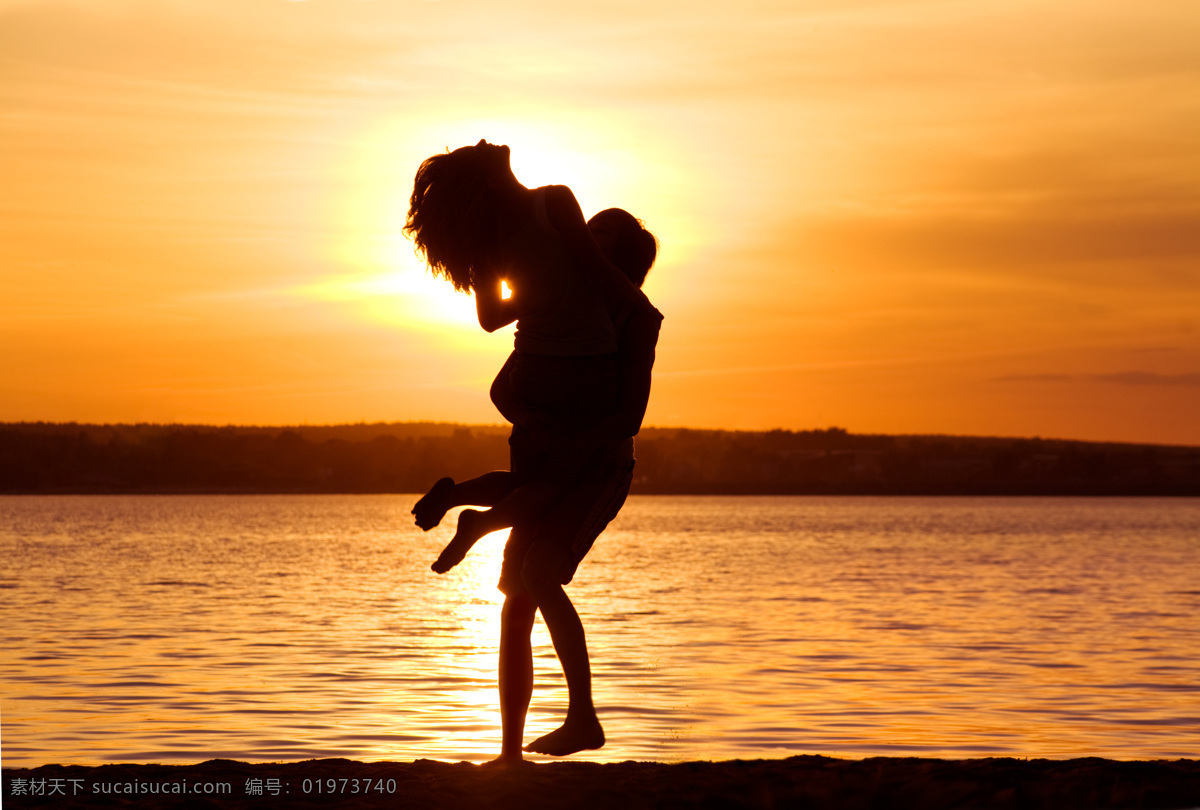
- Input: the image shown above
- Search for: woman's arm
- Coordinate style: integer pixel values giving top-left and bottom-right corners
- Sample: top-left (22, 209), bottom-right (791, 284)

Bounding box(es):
top-left (473, 265), bottom-right (518, 332)
top-left (542, 185), bottom-right (639, 311)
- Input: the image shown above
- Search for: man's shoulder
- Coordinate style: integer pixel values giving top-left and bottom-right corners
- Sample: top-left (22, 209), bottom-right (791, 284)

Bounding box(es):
top-left (616, 291), bottom-right (663, 348)
top-left (633, 289), bottom-right (664, 323)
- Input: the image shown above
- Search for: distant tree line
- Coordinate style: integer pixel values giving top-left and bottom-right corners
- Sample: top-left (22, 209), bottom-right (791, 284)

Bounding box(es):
top-left (2, 422), bottom-right (1199, 496)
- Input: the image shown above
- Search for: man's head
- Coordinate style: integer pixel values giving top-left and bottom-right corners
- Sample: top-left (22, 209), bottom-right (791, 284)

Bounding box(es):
top-left (587, 208), bottom-right (658, 288)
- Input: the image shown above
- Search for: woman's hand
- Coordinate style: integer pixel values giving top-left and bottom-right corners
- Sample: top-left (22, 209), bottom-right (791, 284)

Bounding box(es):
top-left (473, 265), bottom-right (517, 332)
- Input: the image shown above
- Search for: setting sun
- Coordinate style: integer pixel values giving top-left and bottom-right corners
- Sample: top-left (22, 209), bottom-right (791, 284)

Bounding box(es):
top-left (309, 110), bottom-right (676, 340)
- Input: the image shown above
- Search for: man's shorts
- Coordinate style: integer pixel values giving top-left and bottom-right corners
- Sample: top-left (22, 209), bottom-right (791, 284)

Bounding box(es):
top-left (497, 458), bottom-right (635, 597)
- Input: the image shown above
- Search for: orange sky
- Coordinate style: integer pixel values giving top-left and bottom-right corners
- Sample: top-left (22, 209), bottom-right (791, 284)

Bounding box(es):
top-left (3, 0), bottom-right (1198, 445)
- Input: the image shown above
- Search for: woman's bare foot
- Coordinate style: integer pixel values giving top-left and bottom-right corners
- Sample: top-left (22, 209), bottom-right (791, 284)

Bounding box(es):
top-left (523, 717), bottom-right (605, 757)
top-left (431, 509), bottom-right (489, 574)
top-left (413, 477), bottom-right (455, 531)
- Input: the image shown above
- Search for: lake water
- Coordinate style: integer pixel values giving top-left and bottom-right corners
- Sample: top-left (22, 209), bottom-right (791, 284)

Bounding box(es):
top-left (1, 495), bottom-right (1198, 766)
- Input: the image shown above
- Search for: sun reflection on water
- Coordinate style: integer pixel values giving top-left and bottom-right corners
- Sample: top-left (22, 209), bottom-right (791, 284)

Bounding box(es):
top-left (414, 527), bottom-right (509, 761)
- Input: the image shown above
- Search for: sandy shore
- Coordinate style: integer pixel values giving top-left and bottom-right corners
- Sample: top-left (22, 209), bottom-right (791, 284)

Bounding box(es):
top-left (5, 756), bottom-right (1199, 809)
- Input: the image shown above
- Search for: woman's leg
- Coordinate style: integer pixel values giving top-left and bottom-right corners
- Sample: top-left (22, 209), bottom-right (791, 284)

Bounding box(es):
top-left (413, 471), bottom-right (517, 531)
top-left (432, 481), bottom-right (559, 574)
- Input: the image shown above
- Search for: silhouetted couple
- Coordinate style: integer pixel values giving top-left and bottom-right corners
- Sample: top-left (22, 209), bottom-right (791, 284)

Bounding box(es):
top-left (405, 140), bottom-right (662, 764)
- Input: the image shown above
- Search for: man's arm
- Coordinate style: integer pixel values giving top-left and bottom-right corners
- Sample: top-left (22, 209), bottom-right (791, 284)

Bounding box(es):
top-left (541, 184), bottom-right (662, 441)
top-left (608, 300), bottom-right (663, 438)
top-left (579, 299), bottom-right (663, 443)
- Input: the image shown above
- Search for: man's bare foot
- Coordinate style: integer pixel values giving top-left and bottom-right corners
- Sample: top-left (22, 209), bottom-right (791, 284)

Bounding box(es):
top-left (412, 477), bottom-right (454, 531)
top-left (431, 509), bottom-right (489, 574)
top-left (523, 717), bottom-right (605, 757)
top-left (482, 752), bottom-right (533, 767)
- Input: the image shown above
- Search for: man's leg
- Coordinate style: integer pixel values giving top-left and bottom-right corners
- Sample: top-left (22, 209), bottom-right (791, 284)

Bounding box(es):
top-left (495, 592), bottom-right (537, 763)
top-left (520, 553), bottom-right (605, 756)
top-left (517, 466), bottom-right (631, 756)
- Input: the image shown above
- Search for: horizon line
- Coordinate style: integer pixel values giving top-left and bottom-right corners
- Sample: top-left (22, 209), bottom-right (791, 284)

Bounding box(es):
top-left (3, 420), bottom-right (1198, 451)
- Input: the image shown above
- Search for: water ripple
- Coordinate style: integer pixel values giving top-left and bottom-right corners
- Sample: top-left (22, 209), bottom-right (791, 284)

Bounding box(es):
top-left (2, 494), bottom-right (1199, 765)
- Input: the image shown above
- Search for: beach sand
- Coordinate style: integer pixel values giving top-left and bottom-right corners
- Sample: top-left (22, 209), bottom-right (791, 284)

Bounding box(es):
top-left (5, 756), bottom-right (1199, 809)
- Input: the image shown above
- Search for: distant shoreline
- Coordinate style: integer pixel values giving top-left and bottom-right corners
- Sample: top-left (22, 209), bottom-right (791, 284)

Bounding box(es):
top-left (4, 755), bottom-right (1199, 809)
top-left (7, 485), bottom-right (1200, 497)
top-left (4, 422), bottom-right (1200, 497)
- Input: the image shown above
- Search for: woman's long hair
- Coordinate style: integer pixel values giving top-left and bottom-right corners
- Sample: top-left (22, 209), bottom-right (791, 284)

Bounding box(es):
top-left (404, 145), bottom-right (497, 293)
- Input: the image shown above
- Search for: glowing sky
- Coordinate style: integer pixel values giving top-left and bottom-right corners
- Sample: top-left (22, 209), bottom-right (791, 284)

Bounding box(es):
top-left (3, 0), bottom-right (1198, 444)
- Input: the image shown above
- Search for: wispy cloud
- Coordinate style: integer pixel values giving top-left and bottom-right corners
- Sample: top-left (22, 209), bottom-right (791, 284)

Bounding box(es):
top-left (1093, 372), bottom-right (1200, 387)
top-left (995, 374), bottom-right (1075, 383)
top-left (998, 371), bottom-right (1200, 387)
